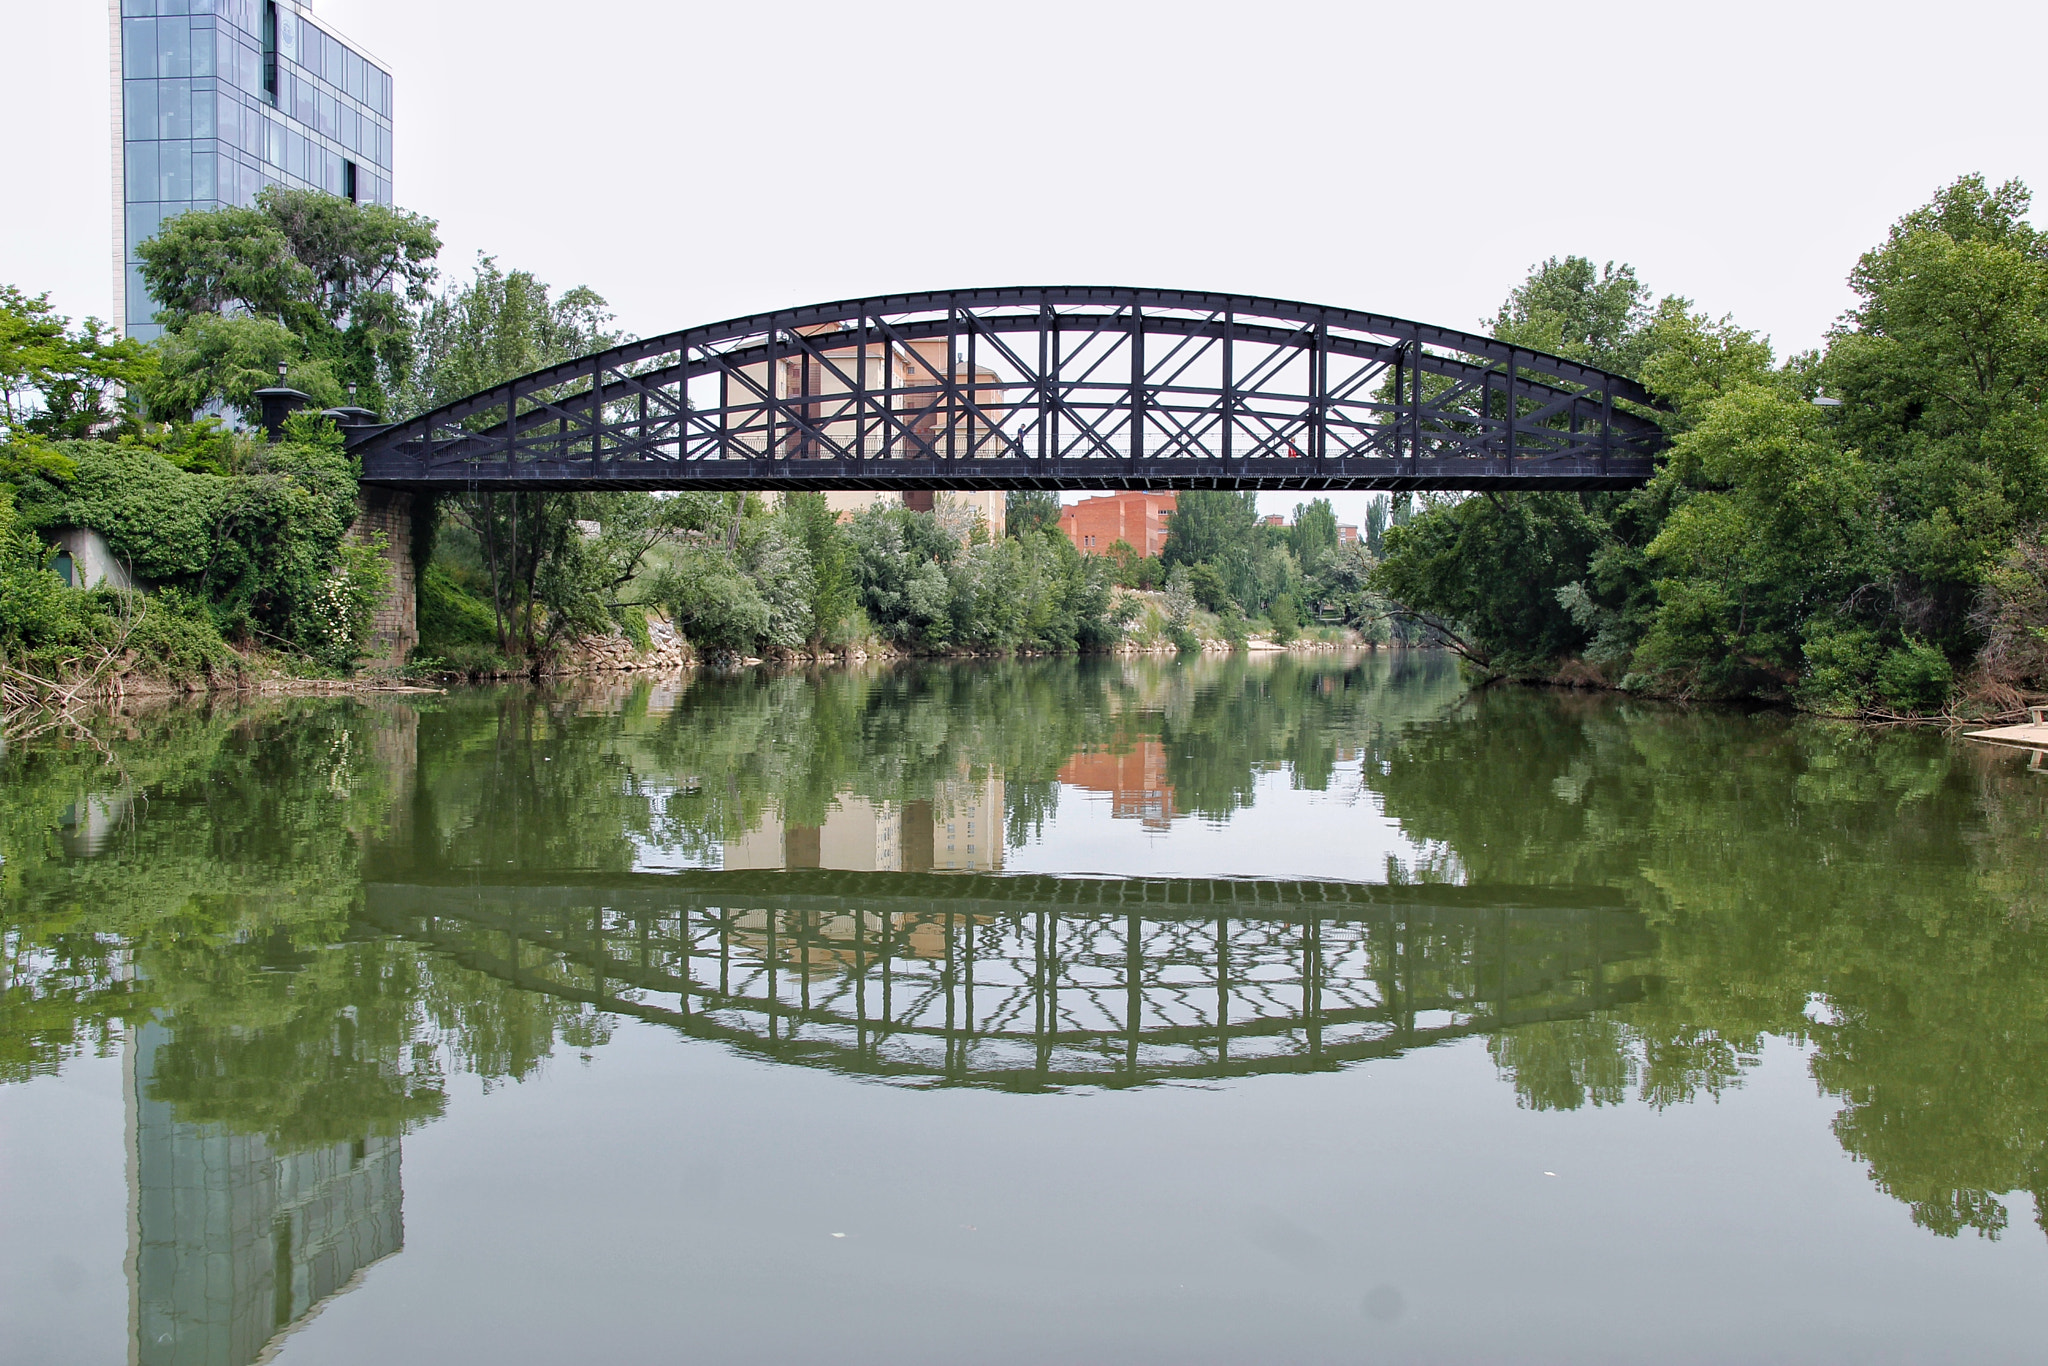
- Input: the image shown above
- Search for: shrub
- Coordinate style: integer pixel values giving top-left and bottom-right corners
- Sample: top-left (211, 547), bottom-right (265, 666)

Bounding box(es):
top-left (1187, 561), bottom-right (1233, 613)
top-left (12, 421), bottom-right (371, 666)
top-left (1875, 639), bottom-right (1954, 713)
top-left (1270, 592), bottom-right (1301, 645)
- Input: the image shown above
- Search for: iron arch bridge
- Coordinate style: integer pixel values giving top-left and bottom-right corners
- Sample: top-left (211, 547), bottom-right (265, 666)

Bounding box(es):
top-left (350, 287), bottom-right (1665, 492)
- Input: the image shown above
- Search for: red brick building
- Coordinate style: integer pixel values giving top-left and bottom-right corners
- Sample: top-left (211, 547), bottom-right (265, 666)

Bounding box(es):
top-left (1059, 491), bottom-right (1177, 558)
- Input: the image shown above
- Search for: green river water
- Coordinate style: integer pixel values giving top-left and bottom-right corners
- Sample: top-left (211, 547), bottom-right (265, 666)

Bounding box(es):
top-left (3, 652), bottom-right (2046, 1364)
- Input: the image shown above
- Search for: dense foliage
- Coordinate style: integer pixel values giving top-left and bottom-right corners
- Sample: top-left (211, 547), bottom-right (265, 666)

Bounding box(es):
top-left (1372, 175), bottom-right (2048, 713)
top-left (4, 416), bottom-right (384, 670)
top-left (137, 185), bottom-right (440, 418)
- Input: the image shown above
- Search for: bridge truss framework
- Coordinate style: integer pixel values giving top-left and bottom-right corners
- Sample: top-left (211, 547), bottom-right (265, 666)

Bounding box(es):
top-left (350, 287), bottom-right (1665, 493)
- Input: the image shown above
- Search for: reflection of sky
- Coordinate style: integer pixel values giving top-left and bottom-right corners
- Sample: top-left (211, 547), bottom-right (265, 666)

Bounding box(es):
top-left (1011, 761), bottom-right (1455, 882)
top-left (629, 762), bottom-right (1456, 882)
top-left (629, 786), bottom-right (718, 873)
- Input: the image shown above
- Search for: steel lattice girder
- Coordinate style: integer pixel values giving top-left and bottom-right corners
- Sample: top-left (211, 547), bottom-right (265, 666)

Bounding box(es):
top-left (350, 287), bottom-right (1668, 491)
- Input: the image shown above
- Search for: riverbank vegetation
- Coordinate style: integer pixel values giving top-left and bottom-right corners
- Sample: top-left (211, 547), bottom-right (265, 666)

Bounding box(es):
top-left (7, 174), bottom-right (2047, 714)
top-left (1372, 175), bottom-right (2048, 718)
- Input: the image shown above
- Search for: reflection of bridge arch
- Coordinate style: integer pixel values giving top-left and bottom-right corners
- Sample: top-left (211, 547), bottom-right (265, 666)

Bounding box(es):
top-left (361, 872), bottom-right (1655, 1090)
top-left (350, 288), bottom-right (1664, 493)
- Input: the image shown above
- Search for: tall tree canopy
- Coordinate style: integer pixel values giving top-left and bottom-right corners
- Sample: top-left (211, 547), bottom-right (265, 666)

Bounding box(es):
top-left (1491, 256), bottom-right (1662, 374)
top-left (137, 186), bottom-right (439, 419)
top-left (1161, 490), bottom-right (1259, 569)
top-left (402, 254), bottom-right (614, 415)
top-left (1006, 490), bottom-right (1062, 540)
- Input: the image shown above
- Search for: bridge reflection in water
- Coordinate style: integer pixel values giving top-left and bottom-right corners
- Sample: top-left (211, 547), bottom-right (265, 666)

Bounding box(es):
top-left (362, 871), bottom-right (1653, 1090)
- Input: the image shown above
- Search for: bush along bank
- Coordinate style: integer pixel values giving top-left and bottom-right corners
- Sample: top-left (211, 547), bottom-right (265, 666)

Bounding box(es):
top-left (1369, 176), bottom-right (2048, 722)
top-left (2, 414), bottom-right (392, 706)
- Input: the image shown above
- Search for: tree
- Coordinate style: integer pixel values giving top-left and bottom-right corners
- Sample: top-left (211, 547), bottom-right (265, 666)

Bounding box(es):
top-left (1364, 495), bottom-right (1389, 556)
top-left (1161, 490), bottom-right (1258, 568)
top-left (1288, 497), bottom-right (1339, 568)
top-left (403, 257), bottom-right (633, 659)
top-left (778, 492), bottom-right (855, 650)
top-left (1635, 386), bottom-right (1878, 699)
top-left (137, 186), bottom-right (440, 416)
top-left (1269, 591), bottom-right (1301, 644)
top-left (1186, 561), bottom-right (1233, 612)
top-left (1006, 489), bottom-right (1062, 539)
top-left (1491, 256), bottom-right (1659, 374)
top-left (403, 254), bottom-right (613, 416)
top-left (0, 286), bottom-right (155, 473)
top-left (1824, 174), bottom-right (2048, 663)
top-left (1373, 492), bottom-right (1614, 672)
top-left (147, 314), bottom-right (343, 421)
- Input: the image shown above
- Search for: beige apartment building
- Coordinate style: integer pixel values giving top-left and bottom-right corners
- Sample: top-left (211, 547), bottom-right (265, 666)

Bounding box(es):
top-left (731, 324), bottom-right (1007, 537)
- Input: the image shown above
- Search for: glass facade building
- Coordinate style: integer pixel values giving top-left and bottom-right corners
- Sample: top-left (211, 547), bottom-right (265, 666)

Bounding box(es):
top-left (113, 0), bottom-right (394, 340)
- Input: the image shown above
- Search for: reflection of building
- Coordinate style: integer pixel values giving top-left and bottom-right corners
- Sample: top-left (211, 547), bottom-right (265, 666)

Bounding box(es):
top-left (1059, 740), bottom-right (1177, 830)
top-left (725, 796), bottom-right (902, 872)
top-left (129, 1021), bottom-right (401, 1366)
top-left (113, 1), bottom-right (395, 341)
top-left (722, 777), bottom-right (1004, 873)
top-left (1059, 491), bottom-right (1176, 557)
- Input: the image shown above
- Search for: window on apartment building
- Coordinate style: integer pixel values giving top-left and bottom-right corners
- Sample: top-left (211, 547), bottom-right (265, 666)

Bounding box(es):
top-left (260, 2), bottom-right (278, 105)
top-left (342, 158), bottom-right (357, 203)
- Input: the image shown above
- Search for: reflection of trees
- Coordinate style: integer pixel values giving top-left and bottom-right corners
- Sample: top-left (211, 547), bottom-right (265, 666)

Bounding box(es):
top-left (6, 662), bottom-right (2048, 1245)
top-left (1367, 687), bottom-right (2048, 1238)
top-left (0, 699), bottom-right (606, 1149)
top-left (385, 654), bottom-right (1469, 880)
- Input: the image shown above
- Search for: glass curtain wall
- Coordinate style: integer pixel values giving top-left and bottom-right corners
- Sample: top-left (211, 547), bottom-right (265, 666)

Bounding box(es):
top-left (117, 0), bottom-right (394, 341)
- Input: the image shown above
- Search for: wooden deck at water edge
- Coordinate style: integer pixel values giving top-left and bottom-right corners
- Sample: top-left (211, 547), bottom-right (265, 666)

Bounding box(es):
top-left (1966, 706), bottom-right (2048, 755)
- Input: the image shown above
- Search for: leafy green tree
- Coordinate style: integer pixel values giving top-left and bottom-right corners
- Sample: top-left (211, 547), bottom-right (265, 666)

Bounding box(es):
top-left (146, 313), bottom-right (344, 420)
top-left (1268, 591), bottom-right (1301, 644)
top-left (779, 492), bottom-right (856, 649)
top-left (401, 257), bottom-right (648, 659)
top-left (1161, 490), bottom-right (1259, 568)
top-left (1824, 174), bottom-right (2048, 661)
top-left (402, 254), bottom-right (612, 416)
top-left (1006, 489), bottom-right (1062, 539)
top-left (1288, 497), bottom-right (1339, 567)
top-left (1491, 256), bottom-right (1659, 373)
top-left (137, 186), bottom-right (439, 415)
top-left (1186, 560), bottom-right (1233, 612)
top-left (1635, 386), bottom-right (1879, 699)
top-left (1364, 495), bottom-right (1388, 556)
top-left (0, 286), bottom-right (155, 452)
top-left (1374, 492), bottom-right (1614, 671)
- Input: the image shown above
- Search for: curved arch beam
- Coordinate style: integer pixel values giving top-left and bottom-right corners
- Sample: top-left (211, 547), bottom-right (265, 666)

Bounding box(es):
top-left (353, 287), bottom-right (1666, 491)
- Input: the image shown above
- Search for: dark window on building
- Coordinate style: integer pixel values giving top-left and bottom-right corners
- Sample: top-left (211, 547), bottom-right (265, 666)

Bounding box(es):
top-left (260, 2), bottom-right (277, 105)
top-left (343, 159), bottom-right (357, 203)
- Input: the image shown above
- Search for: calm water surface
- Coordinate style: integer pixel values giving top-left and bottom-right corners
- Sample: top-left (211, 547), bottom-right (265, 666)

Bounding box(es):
top-left (4, 653), bottom-right (2047, 1364)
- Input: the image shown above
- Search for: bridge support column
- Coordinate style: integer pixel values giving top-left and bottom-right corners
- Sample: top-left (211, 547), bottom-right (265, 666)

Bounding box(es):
top-left (351, 488), bottom-right (417, 667)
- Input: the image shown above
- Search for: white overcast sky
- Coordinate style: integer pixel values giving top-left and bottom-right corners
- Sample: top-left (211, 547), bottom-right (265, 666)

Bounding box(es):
top-left (10, 0), bottom-right (2045, 526)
